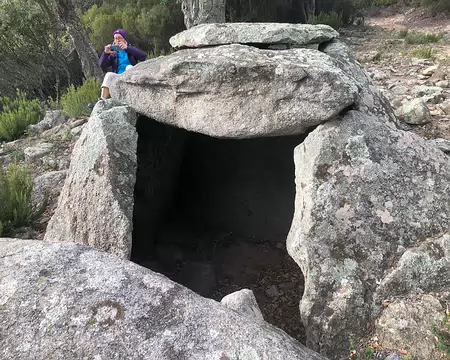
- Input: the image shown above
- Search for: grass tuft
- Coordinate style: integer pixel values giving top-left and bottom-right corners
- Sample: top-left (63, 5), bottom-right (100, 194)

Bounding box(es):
top-left (0, 164), bottom-right (39, 236)
top-left (0, 91), bottom-right (44, 141)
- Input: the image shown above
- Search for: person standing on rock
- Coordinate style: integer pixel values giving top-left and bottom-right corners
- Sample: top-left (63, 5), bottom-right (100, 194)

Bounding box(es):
top-left (96, 29), bottom-right (147, 101)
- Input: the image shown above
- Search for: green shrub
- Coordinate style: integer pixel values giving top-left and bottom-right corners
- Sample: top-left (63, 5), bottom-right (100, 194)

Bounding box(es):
top-left (81, 0), bottom-right (184, 55)
top-left (61, 78), bottom-right (100, 118)
top-left (398, 29), bottom-right (409, 38)
top-left (0, 164), bottom-right (35, 236)
top-left (411, 46), bottom-right (436, 60)
top-left (422, 0), bottom-right (450, 15)
top-left (0, 91), bottom-right (44, 141)
top-left (405, 31), bottom-right (443, 44)
top-left (432, 313), bottom-right (450, 356)
top-left (308, 11), bottom-right (343, 30)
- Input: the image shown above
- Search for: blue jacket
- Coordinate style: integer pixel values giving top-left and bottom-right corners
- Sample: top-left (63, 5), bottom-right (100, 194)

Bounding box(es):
top-left (99, 45), bottom-right (147, 73)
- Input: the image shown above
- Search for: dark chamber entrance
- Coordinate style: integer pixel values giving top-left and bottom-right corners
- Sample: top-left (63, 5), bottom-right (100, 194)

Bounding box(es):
top-left (132, 115), bottom-right (306, 342)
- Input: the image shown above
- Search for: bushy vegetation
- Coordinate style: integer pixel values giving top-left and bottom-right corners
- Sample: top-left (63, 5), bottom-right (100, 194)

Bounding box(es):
top-left (308, 11), bottom-right (343, 29)
top-left (0, 91), bottom-right (44, 141)
top-left (402, 30), bottom-right (443, 44)
top-left (411, 46), bottom-right (436, 59)
top-left (0, 164), bottom-right (35, 237)
top-left (0, 0), bottom-right (72, 100)
top-left (433, 313), bottom-right (450, 356)
top-left (416, 0), bottom-right (450, 14)
top-left (81, 0), bottom-right (184, 55)
top-left (226, 0), bottom-right (365, 25)
top-left (61, 78), bottom-right (100, 118)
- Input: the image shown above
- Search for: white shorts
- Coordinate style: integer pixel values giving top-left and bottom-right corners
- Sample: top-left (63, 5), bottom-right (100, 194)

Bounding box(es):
top-left (101, 65), bottom-right (133, 88)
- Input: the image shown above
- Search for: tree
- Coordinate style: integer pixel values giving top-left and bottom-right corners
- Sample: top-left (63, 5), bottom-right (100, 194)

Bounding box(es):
top-left (54, 0), bottom-right (103, 82)
top-left (0, 0), bottom-right (70, 99)
top-left (179, 0), bottom-right (226, 28)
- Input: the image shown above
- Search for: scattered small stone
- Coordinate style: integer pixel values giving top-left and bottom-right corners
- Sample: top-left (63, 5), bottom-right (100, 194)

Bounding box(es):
top-left (391, 98), bottom-right (403, 109)
top-left (390, 85), bottom-right (409, 95)
top-left (412, 85), bottom-right (443, 97)
top-left (384, 354), bottom-right (401, 360)
top-left (417, 74), bottom-right (428, 80)
top-left (69, 118), bottom-right (88, 129)
top-left (422, 93), bottom-right (444, 105)
top-left (430, 108), bottom-right (443, 116)
top-left (373, 71), bottom-right (389, 81)
top-left (397, 98), bottom-right (431, 124)
top-left (422, 65), bottom-right (438, 76)
top-left (28, 110), bottom-right (66, 135)
top-left (439, 101), bottom-right (450, 115)
top-left (24, 143), bottom-right (53, 162)
top-left (435, 80), bottom-right (449, 88)
top-left (221, 289), bottom-right (264, 322)
top-left (265, 285), bottom-right (282, 298)
top-left (32, 170), bottom-right (67, 207)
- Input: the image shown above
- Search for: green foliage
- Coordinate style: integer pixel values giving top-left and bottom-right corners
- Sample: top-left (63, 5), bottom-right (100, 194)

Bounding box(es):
top-left (405, 31), bottom-right (443, 44)
top-left (366, 346), bottom-right (375, 359)
top-left (0, 164), bottom-right (35, 237)
top-left (421, 0), bottom-right (450, 14)
top-left (411, 46), bottom-right (436, 60)
top-left (61, 78), bottom-right (100, 118)
top-left (81, 0), bottom-right (184, 55)
top-left (0, 91), bottom-right (44, 141)
top-left (433, 313), bottom-right (450, 356)
top-left (308, 11), bottom-right (343, 30)
top-left (398, 29), bottom-right (409, 38)
top-left (0, 0), bottom-right (71, 99)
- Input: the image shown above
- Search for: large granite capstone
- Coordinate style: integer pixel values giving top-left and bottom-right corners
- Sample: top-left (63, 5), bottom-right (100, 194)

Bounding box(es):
top-left (169, 23), bottom-right (339, 49)
top-left (111, 44), bottom-right (359, 138)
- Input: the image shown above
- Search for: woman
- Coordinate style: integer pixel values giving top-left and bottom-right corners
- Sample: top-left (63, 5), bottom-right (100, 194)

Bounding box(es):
top-left (98, 29), bottom-right (147, 100)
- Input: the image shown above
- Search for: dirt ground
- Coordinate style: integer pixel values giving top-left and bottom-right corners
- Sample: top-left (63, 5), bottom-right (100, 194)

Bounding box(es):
top-left (343, 6), bottom-right (450, 142)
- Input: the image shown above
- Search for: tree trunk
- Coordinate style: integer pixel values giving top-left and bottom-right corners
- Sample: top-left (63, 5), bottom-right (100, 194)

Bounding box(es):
top-left (55, 0), bottom-right (103, 83)
top-left (180, 0), bottom-right (226, 29)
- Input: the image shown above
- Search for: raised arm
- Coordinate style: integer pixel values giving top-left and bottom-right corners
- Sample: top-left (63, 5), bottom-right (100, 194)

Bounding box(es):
top-left (126, 45), bottom-right (147, 62)
top-left (99, 52), bottom-right (114, 70)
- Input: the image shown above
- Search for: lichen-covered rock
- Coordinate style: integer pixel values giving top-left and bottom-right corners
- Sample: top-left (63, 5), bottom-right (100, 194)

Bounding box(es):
top-left (287, 110), bottom-right (450, 357)
top-left (44, 101), bottom-right (137, 259)
top-left (169, 23), bottom-right (339, 49)
top-left (374, 294), bottom-right (447, 360)
top-left (397, 98), bottom-right (431, 124)
top-left (375, 233), bottom-right (450, 301)
top-left (112, 44), bottom-right (359, 138)
top-left (28, 110), bottom-right (66, 134)
top-left (221, 289), bottom-right (264, 322)
top-left (0, 239), bottom-right (327, 360)
top-left (320, 39), bottom-right (397, 123)
top-left (24, 142), bottom-right (53, 162)
top-left (32, 170), bottom-right (67, 208)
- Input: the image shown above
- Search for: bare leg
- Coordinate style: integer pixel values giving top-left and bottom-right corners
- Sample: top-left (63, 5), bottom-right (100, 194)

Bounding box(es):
top-left (101, 87), bottom-right (110, 99)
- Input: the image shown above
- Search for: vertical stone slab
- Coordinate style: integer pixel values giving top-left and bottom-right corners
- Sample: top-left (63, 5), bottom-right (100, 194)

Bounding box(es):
top-left (44, 101), bottom-right (138, 259)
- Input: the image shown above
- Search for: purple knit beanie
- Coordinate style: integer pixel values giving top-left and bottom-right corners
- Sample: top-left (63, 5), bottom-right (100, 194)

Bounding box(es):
top-left (113, 29), bottom-right (128, 42)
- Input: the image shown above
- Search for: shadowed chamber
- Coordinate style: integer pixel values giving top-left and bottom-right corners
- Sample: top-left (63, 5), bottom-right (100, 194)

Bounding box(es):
top-left (132, 115), bottom-right (306, 342)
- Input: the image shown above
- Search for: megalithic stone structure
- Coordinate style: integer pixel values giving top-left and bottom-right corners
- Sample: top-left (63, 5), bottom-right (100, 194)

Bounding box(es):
top-left (180, 0), bottom-right (226, 29)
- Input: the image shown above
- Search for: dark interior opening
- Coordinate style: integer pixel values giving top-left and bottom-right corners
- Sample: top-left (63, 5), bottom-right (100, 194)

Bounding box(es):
top-left (131, 115), bottom-right (306, 342)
